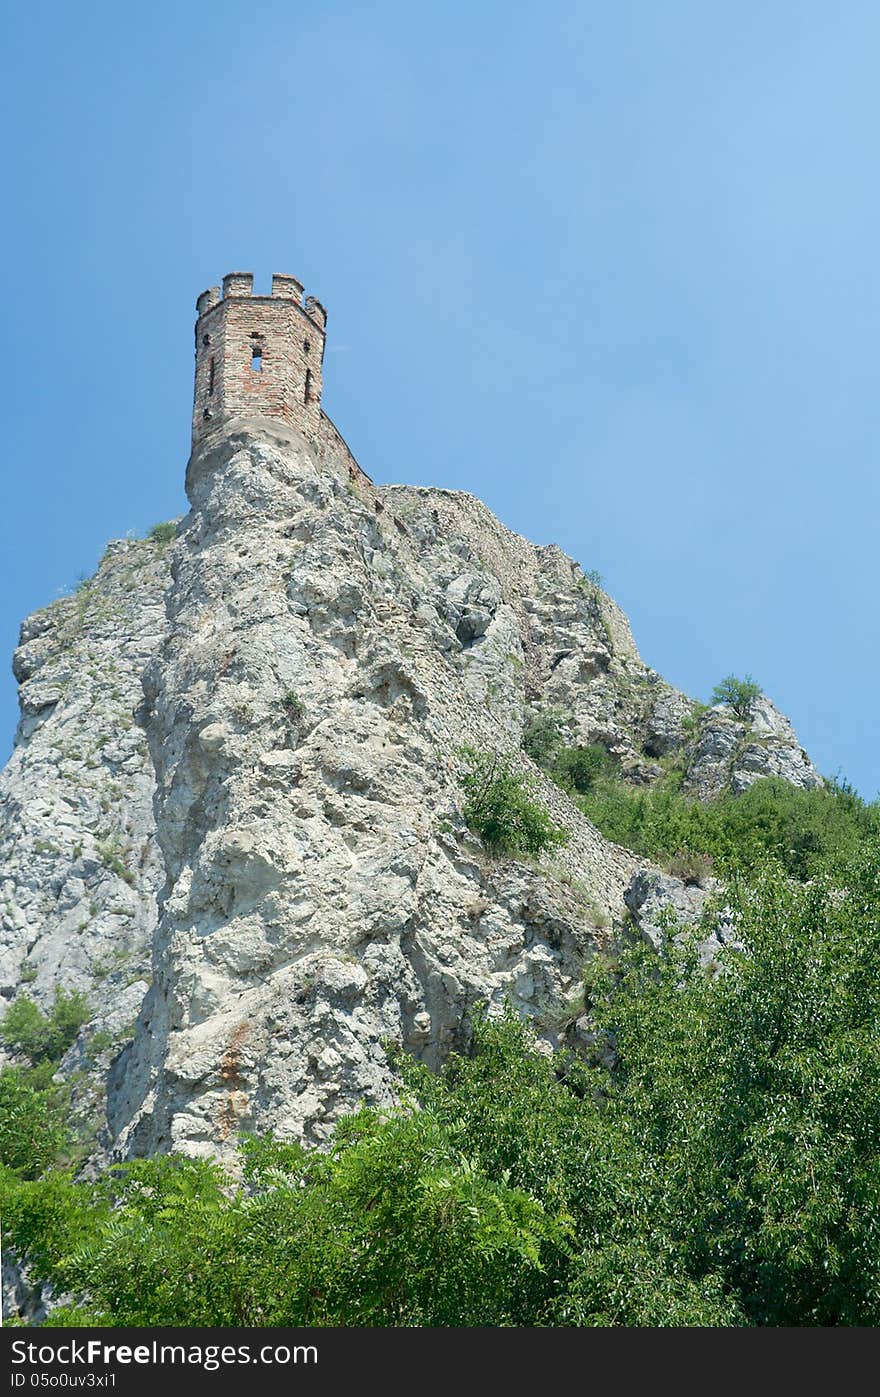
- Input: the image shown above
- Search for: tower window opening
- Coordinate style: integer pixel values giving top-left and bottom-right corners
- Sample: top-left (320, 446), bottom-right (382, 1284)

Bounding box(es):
top-left (208, 357), bottom-right (215, 394)
top-left (202, 334), bottom-right (211, 346)
top-left (304, 339), bottom-right (311, 354)
top-left (251, 347), bottom-right (263, 372)
top-left (304, 368), bottom-right (313, 404)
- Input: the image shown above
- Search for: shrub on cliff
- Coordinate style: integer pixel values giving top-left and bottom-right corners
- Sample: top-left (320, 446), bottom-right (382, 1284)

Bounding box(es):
top-left (458, 747), bottom-right (569, 857)
top-left (522, 709), bottom-right (565, 768)
top-left (0, 1067), bottom-right (69, 1178)
top-left (522, 711), bottom-right (617, 794)
top-left (0, 988), bottom-right (90, 1065)
top-left (551, 742), bottom-right (617, 793)
top-left (572, 772), bottom-right (877, 881)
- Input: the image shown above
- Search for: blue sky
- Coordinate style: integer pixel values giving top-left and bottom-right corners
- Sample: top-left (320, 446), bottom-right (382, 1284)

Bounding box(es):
top-left (2, 0), bottom-right (878, 794)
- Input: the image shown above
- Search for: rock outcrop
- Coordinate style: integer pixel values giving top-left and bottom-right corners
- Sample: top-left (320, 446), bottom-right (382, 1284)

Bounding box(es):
top-left (0, 416), bottom-right (821, 1165)
top-left (0, 536), bottom-right (169, 1157)
top-left (682, 694), bottom-right (821, 799)
top-left (108, 422), bottom-right (636, 1159)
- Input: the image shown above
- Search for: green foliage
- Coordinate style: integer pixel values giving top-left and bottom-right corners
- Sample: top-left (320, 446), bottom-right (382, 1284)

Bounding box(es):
top-left (0, 1167), bottom-right (106, 1290)
top-left (147, 521), bottom-right (177, 545)
top-left (1, 997), bottom-right (54, 1062)
top-left (0, 1068), bottom-right (69, 1178)
top-left (522, 710), bottom-right (617, 793)
top-left (97, 837), bottom-right (135, 885)
top-left (0, 989), bottom-right (91, 1065)
top-left (711, 674), bottom-right (762, 720)
top-left (1, 1111), bottom-right (561, 1327)
top-left (281, 689), bottom-right (305, 720)
top-left (582, 567), bottom-right (604, 589)
top-left (574, 773), bottom-right (879, 882)
top-left (682, 699), bottom-right (711, 735)
top-left (584, 853), bottom-right (880, 1325)
top-left (458, 746), bottom-right (569, 856)
top-left (393, 1011), bottom-right (744, 1326)
top-left (86, 1028), bottom-right (113, 1059)
top-left (522, 709), bottom-right (565, 768)
top-left (551, 743), bottom-right (617, 794)
top-left (5, 850), bottom-right (880, 1326)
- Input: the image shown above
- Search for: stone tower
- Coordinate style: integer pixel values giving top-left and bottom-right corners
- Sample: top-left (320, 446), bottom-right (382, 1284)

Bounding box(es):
top-left (191, 272), bottom-right (328, 448)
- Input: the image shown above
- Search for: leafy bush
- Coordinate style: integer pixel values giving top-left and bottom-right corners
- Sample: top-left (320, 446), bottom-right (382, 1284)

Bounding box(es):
top-left (711, 674), bottom-right (761, 720)
top-left (522, 710), bottom-right (565, 768)
top-left (281, 690), bottom-right (305, 720)
top-left (574, 773), bottom-right (878, 882)
top-left (458, 747), bottom-right (569, 856)
top-left (0, 1068), bottom-right (69, 1178)
top-left (0, 989), bottom-right (90, 1065)
top-left (147, 521), bottom-right (177, 545)
top-left (523, 709), bottom-right (617, 794)
top-left (551, 743), bottom-right (617, 793)
top-left (10, 851), bottom-right (880, 1326)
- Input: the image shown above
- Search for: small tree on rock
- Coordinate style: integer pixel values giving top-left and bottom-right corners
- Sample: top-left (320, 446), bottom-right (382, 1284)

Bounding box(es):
top-left (711, 674), bottom-right (761, 722)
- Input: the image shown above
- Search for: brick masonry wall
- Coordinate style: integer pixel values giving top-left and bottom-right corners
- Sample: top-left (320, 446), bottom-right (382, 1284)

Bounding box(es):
top-left (317, 411), bottom-right (373, 489)
top-left (191, 273), bottom-right (373, 490)
top-left (192, 279), bottom-right (325, 447)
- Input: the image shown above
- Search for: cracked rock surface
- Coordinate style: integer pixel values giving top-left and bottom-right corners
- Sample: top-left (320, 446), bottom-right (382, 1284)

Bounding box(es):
top-left (0, 420), bottom-right (820, 1164)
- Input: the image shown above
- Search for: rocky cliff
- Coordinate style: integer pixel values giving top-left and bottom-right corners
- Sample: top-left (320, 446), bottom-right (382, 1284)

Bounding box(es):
top-left (0, 417), bottom-right (821, 1164)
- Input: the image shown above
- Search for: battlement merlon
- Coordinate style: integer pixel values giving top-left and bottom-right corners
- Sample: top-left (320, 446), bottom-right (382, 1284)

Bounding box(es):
top-left (304, 297), bottom-right (327, 331)
top-left (222, 271), bottom-right (254, 298)
top-left (272, 273), bottom-right (305, 300)
top-left (195, 274), bottom-right (327, 333)
top-left (196, 286), bottom-right (221, 316)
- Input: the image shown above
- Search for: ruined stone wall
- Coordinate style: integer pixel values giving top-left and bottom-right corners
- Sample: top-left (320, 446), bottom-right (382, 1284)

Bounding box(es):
top-left (192, 273), bottom-right (327, 447)
top-left (317, 410), bottom-right (373, 489)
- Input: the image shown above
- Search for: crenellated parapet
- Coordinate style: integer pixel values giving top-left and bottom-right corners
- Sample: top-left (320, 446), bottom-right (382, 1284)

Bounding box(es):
top-left (191, 271), bottom-right (330, 448)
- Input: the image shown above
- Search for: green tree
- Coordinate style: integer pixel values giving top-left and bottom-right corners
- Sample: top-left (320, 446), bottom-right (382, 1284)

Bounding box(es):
top-left (711, 674), bottom-right (761, 720)
top-left (584, 852), bottom-right (880, 1325)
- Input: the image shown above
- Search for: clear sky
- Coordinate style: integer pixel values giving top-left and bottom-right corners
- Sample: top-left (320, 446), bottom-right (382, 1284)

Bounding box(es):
top-left (2, 1), bottom-right (878, 795)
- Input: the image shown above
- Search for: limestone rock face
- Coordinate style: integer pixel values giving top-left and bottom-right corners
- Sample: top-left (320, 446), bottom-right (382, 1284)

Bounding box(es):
top-left (682, 695), bottom-right (822, 800)
top-left (0, 537), bottom-right (169, 1156)
top-left (0, 420), bottom-right (821, 1166)
top-left (107, 425), bottom-right (637, 1159)
top-left (623, 867), bottom-right (737, 967)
